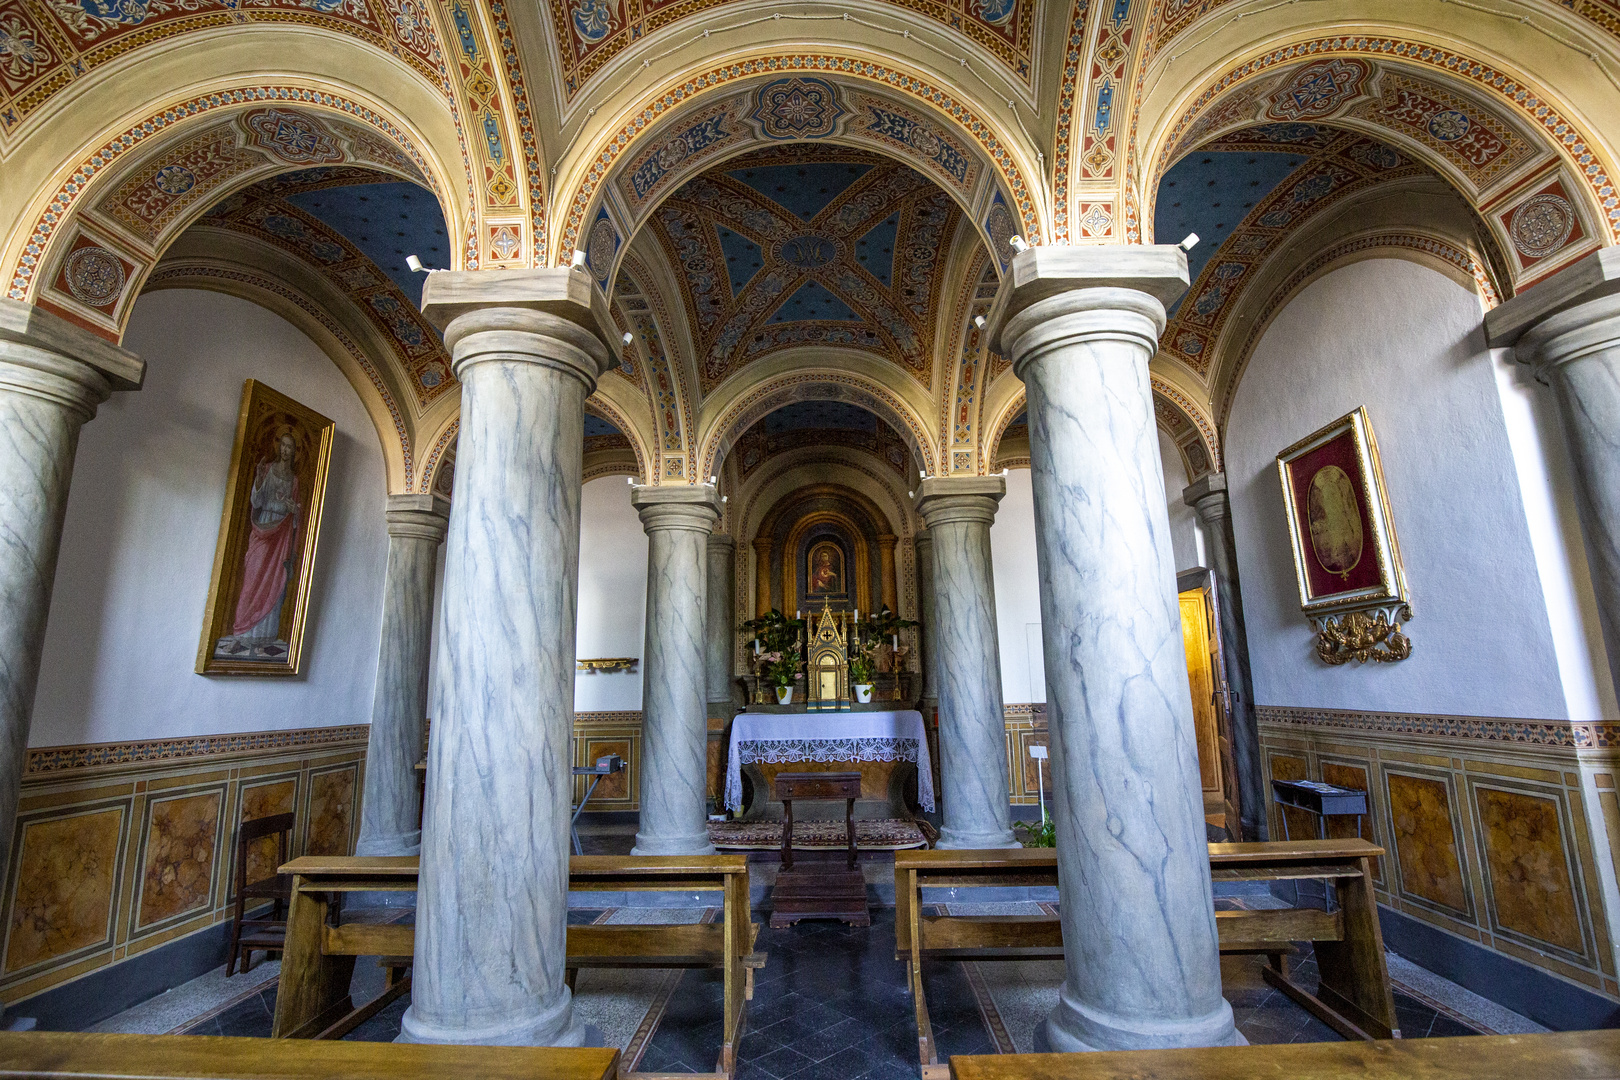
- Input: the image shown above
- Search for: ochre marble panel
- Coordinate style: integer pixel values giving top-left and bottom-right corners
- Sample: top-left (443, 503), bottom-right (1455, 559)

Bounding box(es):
top-left (1476, 786), bottom-right (1584, 954)
top-left (306, 768), bottom-right (356, 857)
top-left (138, 792), bottom-right (221, 928)
top-left (1387, 772), bottom-right (1469, 914)
top-left (1268, 754), bottom-right (1315, 839)
top-left (582, 739), bottom-right (632, 802)
top-left (239, 779), bottom-right (296, 888)
top-left (1321, 761), bottom-right (1381, 881)
top-left (5, 808), bottom-right (123, 973)
top-left (1018, 730), bottom-right (1049, 798)
top-left (707, 734), bottom-right (725, 803)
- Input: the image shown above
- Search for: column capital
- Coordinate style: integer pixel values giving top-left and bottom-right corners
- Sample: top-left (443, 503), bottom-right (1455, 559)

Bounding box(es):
top-left (1182, 472), bottom-right (1229, 524)
top-left (986, 246), bottom-right (1189, 377)
top-left (1485, 248), bottom-right (1620, 369)
top-left (421, 268), bottom-right (615, 391)
top-left (632, 484), bottom-right (723, 532)
top-left (0, 299), bottom-right (144, 419)
top-left (913, 476), bottom-right (1005, 529)
top-left (386, 493), bottom-right (450, 543)
top-left (707, 532), bottom-right (736, 552)
top-left (752, 535), bottom-right (773, 553)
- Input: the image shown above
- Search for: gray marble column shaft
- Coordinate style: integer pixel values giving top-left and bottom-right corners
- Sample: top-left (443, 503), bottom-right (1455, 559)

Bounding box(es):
top-left (0, 301), bottom-right (141, 892)
top-left (1182, 475), bottom-right (1265, 841)
top-left (913, 479), bottom-right (1015, 849)
top-left (914, 532), bottom-right (940, 709)
top-left (356, 495), bottom-right (448, 858)
top-left (1486, 250), bottom-right (1620, 703)
top-left (706, 533), bottom-right (739, 707)
top-left (403, 270), bottom-right (613, 1047)
top-left (989, 248), bottom-right (1236, 1052)
top-left (633, 486), bottom-right (722, 856)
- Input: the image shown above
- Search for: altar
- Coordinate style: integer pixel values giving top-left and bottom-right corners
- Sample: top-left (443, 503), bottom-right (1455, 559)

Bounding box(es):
top-left (724, 710), bottom-right (934, 821)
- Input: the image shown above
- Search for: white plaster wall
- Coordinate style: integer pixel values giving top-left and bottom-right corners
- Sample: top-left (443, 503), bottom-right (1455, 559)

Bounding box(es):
top-left (991, 468), bottom-right (1044, 704)
top-left (1226, 258), bottom-right (1567, 719)
top-left (574, 477), bottom-right (648, 712)
top-left (1161, 429), bottom-right (1204, 573)
top-left (32, 289), bottom-right (389, 746)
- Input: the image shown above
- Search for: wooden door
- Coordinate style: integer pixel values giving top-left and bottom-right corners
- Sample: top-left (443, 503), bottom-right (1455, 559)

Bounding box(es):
top-left (1178, 584), bottom-right (1241, 835)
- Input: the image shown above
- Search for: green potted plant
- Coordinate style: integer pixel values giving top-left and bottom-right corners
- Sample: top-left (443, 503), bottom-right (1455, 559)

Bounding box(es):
top-left (868, 604), bottom-right (919, 673)
top-left (848, 638), bottom-right (877, 703)
top-left (740, 610), bottom-right (805, 705)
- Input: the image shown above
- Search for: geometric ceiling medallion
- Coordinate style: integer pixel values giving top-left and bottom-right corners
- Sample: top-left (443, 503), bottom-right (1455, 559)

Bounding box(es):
top-left (1264, 59), bottom-right (1369, 122)
top-left (1509, 192), bottom-right (1576, 261)
top-left (62, 245), bottom-right (127, 308)
top-left (243, 108), bottom-right (344, 165)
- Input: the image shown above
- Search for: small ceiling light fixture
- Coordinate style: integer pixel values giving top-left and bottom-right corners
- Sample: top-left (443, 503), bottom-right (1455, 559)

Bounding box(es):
top-left (571, 249), bottom-right (588, 269)
top-left (1179, 233), bottom-right (1200, 251)
top-left (1008, 235), bottom-right (1030, 253)
top-left (621, 331), bottom-right (634, 345)
top-left (974, 315), bottom-right (987, 330)
top-left (406, 255), bottom-right (440, 274)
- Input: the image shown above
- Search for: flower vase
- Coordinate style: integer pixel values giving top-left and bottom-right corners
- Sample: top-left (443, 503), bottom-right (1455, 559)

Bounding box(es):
top-left (854, 684), bottom-right (874, 703)
top-left (774, 685), bottom-right (794, 705)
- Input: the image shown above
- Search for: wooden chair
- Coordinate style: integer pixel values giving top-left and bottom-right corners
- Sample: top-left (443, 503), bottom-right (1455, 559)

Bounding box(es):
top-left (227, 812), bottom-right (296, 976)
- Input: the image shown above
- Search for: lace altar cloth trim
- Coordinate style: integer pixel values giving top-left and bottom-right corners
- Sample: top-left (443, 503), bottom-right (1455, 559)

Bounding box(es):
top-left (708, 817), bottom-right (928, 851)
top-left (725, 735), bottom-right (934, 811)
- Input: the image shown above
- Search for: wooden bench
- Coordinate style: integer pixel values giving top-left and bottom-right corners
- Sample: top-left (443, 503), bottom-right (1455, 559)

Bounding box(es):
top-left (895, 839), bottom-right (1395, 1079)
top-left (271, 854), bottom-right (765, 1079)
top-left (0, 1030), bottom-right (618, 1079)
top-left (947, 1029), bottom-right (1620, 1079)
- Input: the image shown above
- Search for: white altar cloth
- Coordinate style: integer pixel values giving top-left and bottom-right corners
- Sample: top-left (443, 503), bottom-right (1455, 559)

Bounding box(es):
top-left (725, 710), bottom-right (934, 812)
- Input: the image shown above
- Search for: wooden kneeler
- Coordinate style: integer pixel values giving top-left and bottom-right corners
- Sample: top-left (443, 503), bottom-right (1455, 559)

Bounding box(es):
top-left (271, 854), bottom-right (767, 1080)
top-left (894, 839), bottom-right (1398, 1079)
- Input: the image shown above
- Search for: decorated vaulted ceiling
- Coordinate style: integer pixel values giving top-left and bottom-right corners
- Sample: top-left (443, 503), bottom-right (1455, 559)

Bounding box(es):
top-left (647, 145), bottom-right (972, 394)
top-left (731, 400), bottom-right (914, 482)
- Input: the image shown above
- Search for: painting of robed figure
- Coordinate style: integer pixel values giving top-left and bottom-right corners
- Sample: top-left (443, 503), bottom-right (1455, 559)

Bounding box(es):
top-left (196, 380), bottom-right (335, 676)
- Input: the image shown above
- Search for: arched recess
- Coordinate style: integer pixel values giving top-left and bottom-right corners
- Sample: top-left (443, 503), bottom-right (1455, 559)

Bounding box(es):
top-left (981, 373), bottom-right (1221, 480)
top-left (550, 60), bottom-right (1047, 290)
top-left (696, 361), bottom-right (938, 482)
top-left (1136, 33), bottom-right (1616, 290)
top-left (7, 81), bottom-right (466, 343)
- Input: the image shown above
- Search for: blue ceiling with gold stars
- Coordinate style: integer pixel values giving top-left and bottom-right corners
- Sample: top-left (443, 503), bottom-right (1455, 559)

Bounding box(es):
top-left (650, 145), bottom-right (964, 393)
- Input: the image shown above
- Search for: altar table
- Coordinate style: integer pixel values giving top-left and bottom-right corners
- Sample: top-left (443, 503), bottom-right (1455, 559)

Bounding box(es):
top-left (725, 710), bottom-right (935, 813)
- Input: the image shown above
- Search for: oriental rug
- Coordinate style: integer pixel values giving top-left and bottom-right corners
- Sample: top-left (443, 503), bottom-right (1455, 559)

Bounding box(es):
top-left (706, 818), bottom-right (928, 851)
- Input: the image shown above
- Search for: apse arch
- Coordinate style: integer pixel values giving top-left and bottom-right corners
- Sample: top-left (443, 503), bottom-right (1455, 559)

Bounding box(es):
top-left (552, 60), bottom-right (1046, 289)
top-left (696, 365), bottom-right (938, 481)
top-left (1135, 35), bottom-right (1614, 289)
top-left (8, 85), bottom-right (466, 344)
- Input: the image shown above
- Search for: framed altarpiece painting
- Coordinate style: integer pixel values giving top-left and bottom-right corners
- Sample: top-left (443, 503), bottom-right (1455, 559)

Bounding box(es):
top-left (195, 380), bottom-right (335, 676)
top-left (1276, 407), bottom-right (1413, 665)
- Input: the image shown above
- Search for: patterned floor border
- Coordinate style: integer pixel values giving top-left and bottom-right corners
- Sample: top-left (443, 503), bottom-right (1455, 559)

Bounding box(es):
top-left (616, 907), bottom-right (721, 1073)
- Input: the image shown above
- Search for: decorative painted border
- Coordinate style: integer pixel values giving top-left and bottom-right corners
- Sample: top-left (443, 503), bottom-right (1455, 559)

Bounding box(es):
top-left (26, 725), bottom-right (370, 776)
top-left (9, 87), bottom-right (444, 308)
top-left (1050, 0), bottom-right (1095, 244)
top-left (556, 54), bottom-right (1041, 264)
top-left (1258, 705), bottom-right (1620, 750)
top-left (1215, 231), bottom-right (1495, 428)
top-left (1149, 36), bottom-right (1620, 243)
top-left (576, 711), bottom-right (645, 724)
top-left (485, 0), bottom-right (548, 262)
top-left (145, 263), bottom-right (416, 489)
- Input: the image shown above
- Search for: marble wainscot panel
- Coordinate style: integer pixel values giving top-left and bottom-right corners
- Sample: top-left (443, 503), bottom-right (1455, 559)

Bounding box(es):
top-left (1260, 706), bottom-right (1620, 1009)
top-left (0, 726), bottom-right (364, 1007)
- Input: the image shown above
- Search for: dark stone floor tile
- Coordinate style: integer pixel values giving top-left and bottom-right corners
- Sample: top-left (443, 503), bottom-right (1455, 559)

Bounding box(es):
top-left (780, 1016), bottom-right (868, 1062)
top-left (783, 1042), bottom-right (877, 1080)
top-left (566, 909), bottom-right (607, 925)
top-left (749, 1044), bottom-right (815, 1078)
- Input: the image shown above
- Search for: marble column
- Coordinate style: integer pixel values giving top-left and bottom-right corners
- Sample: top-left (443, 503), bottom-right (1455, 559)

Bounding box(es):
top-left (988, 247), bottom-right (1237, 1052)
top-left (356, 494), bottom-right (448, 858)
top-left (706, 533), bottom-right (739, 709)
top-left (632, 486), bottom-right (722, 856)
top-left (913, 532), bottom-right (941, 710)
top-left (752, 536), bottom-right (772, 617)
top-left (878, 533), bottom-right (899, 613)
top-left (913, 478), bottom-right (1016, 849)
top-left (0, 300), bottom-right (142, 893)
top-left (402, 269), bottom-right (613, 1047)
top-left (1486, 249), bottom-right (1620, 703)
top-left (1182, 474), bottom-right (1265, 841)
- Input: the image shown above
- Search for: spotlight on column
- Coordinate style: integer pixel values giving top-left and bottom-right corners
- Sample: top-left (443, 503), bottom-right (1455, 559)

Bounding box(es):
top-left (919, 470), bottom-right (927, 480)
top-left (1008, 235), bottom-right (1029, 253)
top-left (406, 255), bottom-right (438, 274)
top-left (622, 331), bottom-right (633, 345)
top-left (571, 249), bottom-right (588, 269)
top-left (708, 475), bottom-right (717, 485)
top-left (1179, 232), bottom-right (1200, 251)
top-left (974, 315), bottom-right (987, 330)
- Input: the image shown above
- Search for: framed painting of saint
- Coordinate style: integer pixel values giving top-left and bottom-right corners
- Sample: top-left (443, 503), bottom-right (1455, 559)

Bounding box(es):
top-left (196, 380), bottom-right (335, 676)
top-left (1276, 406), bottom-right (1408, 616)
top-left (807, 541), bottom-right (844, 596)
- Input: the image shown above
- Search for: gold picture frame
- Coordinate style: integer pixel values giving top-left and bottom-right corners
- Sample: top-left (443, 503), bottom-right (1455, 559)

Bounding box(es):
top-left (1276, 407), bottom-right (1412, 664)
top-left (195, 380), bottom-right (335, 676)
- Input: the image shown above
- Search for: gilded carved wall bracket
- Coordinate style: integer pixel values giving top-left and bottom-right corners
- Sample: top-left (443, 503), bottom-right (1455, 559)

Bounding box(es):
top-left (1311, 604), bottom-right (1413, 665)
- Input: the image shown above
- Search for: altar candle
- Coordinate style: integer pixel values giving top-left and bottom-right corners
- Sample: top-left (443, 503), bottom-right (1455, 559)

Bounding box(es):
top-left (753, 638), bottom-right (760, 656)
top-left (892, 634), bottom-right (899, 649)
top-left (795, 610), bottom-right (800, 620)
top-left (854, 609), bottom-right (859, 622)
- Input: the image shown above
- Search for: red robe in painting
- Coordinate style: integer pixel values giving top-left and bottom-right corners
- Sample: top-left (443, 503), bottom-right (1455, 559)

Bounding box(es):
top-left (231, 463), bottom-right (301, 637)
